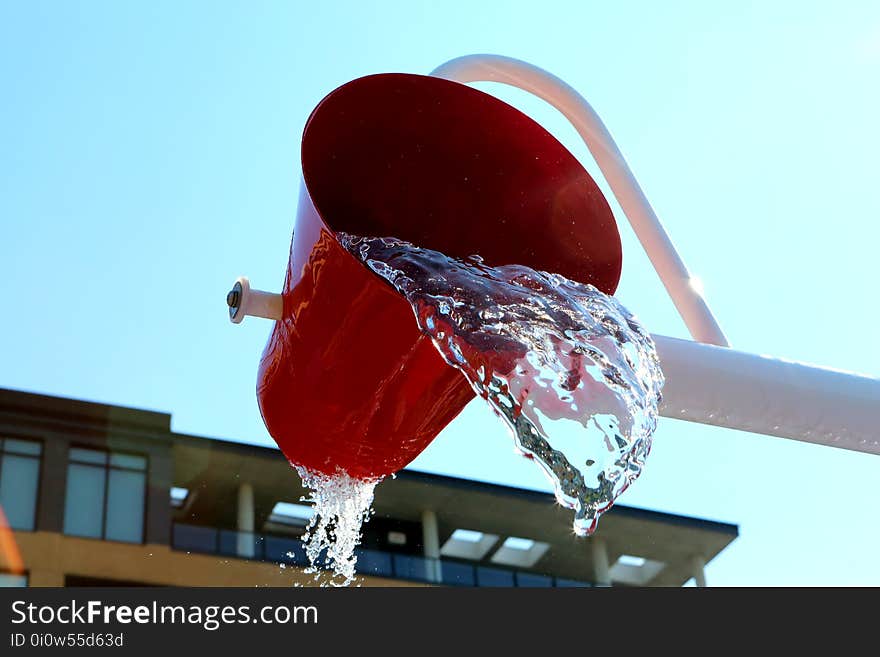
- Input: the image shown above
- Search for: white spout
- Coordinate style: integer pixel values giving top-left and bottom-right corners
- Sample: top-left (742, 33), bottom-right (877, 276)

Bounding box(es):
top-left (226, 276), bottom-right (283, 323)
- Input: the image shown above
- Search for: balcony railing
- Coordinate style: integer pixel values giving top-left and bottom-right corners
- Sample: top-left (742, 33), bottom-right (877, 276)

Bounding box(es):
top-left (171, 523), bottom-right (591, 587)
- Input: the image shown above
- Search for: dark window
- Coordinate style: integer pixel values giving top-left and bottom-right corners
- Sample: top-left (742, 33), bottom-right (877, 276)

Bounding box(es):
top-left (556, 578), bottom-right (592, 587)
top-left (476, 566), bottom-right (515, 587)
top-left (392, 554), bottom-right (432, 582)
top-left (218, 529), bottom-right (264, 559)
top-left (0, 438), bottom-right (42, 531)
top-left (172, 524), bottom-right (218, 554)
top-left (356, 549), bottom-right (394, 578)
top-left (440, 560), bottom-right (476, 586)
top-left (516, 572), bottom-right (553, 587)
top-left (265, 535), bottom-right (306, 565)
top-left (63, 447), bottom-right (147, 543)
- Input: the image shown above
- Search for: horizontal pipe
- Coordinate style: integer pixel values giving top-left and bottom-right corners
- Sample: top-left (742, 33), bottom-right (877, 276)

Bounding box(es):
top-left (228, 276), bottom-right (283, 324)
top-left (229, 288), bottom-right (880, 455)
top-left (653, 334), bottom-right (880, 455)
top-left (243, 288), bottom-right (283, 321)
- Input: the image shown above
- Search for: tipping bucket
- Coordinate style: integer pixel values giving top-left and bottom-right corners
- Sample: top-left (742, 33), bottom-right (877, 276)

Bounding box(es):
top-left (257, 73), bottom-right (622, 480)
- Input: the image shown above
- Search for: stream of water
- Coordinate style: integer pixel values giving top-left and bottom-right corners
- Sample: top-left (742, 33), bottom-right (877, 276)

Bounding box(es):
top-left (296, 234), bottom-right (664, 585)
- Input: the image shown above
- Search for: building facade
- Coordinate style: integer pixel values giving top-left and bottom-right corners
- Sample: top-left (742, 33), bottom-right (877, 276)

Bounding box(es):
top-left (0, 388), bottom-right (737, 587)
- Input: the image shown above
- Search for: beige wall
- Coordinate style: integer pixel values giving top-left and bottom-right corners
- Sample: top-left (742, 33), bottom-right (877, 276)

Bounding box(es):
top-left (5, 532), bottom-right (427, 587)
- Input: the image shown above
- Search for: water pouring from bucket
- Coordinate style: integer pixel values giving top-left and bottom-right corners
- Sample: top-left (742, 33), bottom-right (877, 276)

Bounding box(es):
top-left (229, 73), bottom-right (663, 583)
top-left (339, 234), bottom-right (664, 538)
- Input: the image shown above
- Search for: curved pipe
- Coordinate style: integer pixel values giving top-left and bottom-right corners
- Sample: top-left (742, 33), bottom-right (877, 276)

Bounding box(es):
top-left (430, 54), bottom-right (729, 348)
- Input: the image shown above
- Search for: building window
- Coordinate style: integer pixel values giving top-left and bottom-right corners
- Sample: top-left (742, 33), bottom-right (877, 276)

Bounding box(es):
top-left (0, 438), bottom-right (42, 531)
top-left (0, 572), bottom-right (28, 587)
top-left (63, 447), bottom-right (147, 543)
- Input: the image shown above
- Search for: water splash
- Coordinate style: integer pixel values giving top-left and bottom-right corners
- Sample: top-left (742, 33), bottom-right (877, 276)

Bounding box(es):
top-left (340, 234), bottom-right (664, 536)
top-left (295, 466), bottom-right (379, 586)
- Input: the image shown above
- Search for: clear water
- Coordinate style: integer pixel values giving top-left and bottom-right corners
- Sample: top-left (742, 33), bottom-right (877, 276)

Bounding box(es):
top-left (295, 466), bottom-right (379, 587)
top-left (340, 234), bottom-right (665, 536)
top-left (294, 233), bottom-right (664, 584)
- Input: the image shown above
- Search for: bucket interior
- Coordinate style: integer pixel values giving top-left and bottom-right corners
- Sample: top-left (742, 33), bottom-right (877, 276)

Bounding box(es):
top-left (301, 73), bottom-right (622, 293)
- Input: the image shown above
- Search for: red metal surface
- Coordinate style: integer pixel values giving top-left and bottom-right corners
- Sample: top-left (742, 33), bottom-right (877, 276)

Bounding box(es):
top-left (257, 73), bottom-right (622, 480)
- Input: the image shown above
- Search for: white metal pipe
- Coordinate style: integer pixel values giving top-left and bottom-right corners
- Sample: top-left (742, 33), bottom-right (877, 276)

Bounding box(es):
top-left (431, 55), bottom-right (729, 348)
top-left (228, 276), bottom-right (283, 324)
top-left (228, 287), bottom-right (880, 455)
top-left (654, 334), bottom-right (880, 455)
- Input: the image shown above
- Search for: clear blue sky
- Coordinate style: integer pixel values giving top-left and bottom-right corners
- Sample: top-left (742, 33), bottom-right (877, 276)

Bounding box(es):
top-left (2, 1), bottom-right (879, 585)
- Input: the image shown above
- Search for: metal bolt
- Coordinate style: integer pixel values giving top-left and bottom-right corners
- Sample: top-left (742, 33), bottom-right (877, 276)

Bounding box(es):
top-left (227, 279), bottom-right (247, 323)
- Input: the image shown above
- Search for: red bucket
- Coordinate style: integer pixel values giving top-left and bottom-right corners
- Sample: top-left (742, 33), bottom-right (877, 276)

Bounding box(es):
top-left (257, 73), bottom-right (622, 480)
